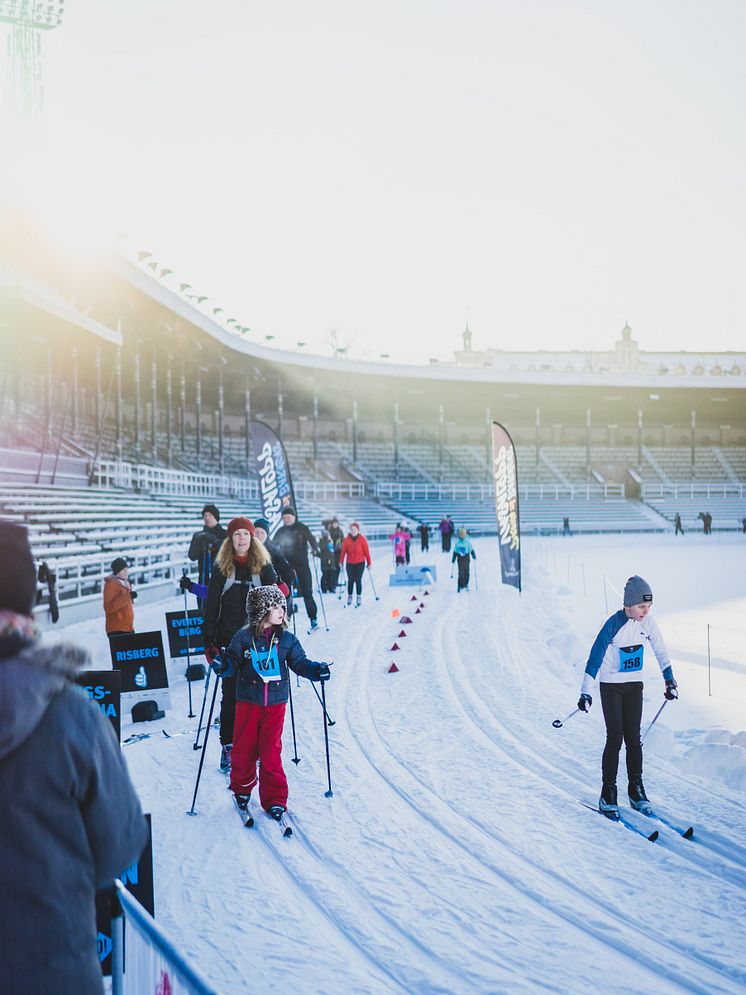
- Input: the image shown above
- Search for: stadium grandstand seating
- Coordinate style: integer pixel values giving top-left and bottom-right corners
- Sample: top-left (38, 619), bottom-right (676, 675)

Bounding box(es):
top-left (2, 216), bottom-right (744, 626)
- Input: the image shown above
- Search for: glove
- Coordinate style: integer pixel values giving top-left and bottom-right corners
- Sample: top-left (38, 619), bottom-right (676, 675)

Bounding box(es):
top-left (312, 664), bottom-right (331, 682)
top-left (205, 644), bottom-right (220, 665)
top-left (130, 590), bottom-right (138, 601)
top-left (179, 574), bottom-right (192, 593)
top-left (577, 693), bottom-right (592, 712)
top-left (210, 654), bottom-right (230, 678)
top-left (664, 679), bottom-right (679, 700)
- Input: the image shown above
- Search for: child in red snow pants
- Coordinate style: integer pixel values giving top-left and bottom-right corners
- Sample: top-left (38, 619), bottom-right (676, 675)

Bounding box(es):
top-left (230, 701), bottom-right (288, 811)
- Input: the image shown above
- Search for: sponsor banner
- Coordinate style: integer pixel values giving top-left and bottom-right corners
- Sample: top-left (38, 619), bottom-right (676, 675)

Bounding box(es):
top-left (109, 631), bottom-right (171, 714)
top-left (164, 609), bottom-right (205, 658)
top-left (77, 670), bottom-right (122, 742)
top-left (96, 814), bottom-right (154, 978)
top-left (249, 419), bottom-right (296, 538)
top-left (491, 421), bottom-right (522, 591)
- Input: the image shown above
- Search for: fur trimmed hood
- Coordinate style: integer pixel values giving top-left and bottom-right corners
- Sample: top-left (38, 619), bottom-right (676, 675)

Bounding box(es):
top-left (0, 640), bottom-right (90, 761)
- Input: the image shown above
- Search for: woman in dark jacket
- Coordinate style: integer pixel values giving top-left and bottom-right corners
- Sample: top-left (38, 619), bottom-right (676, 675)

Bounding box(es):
top-left (203, 517), bottom-right (279, 772)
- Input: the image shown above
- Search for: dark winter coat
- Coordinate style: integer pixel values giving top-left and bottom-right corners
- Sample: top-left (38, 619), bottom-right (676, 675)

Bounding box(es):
top-left (188, 524), bottom-right (227, 583)
top-left (224, 626), bottom-right (326, 707)
top-left (273, 521), bottom-right (319, 566)
top-left (204, 559), bottom-right (278, 648)
top-left (0, 638), bottom-right (148, 995)
top-left (263, 538), bottom-right (296, 587)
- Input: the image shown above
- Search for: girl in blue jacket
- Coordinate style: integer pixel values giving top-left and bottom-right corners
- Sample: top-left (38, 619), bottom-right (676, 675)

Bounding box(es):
top-left (216, 585), bottom-right (330, 817)
top-left (577, 575), bottom-right (678, 817)
top-left (451, 528), bottom-right (476, 592)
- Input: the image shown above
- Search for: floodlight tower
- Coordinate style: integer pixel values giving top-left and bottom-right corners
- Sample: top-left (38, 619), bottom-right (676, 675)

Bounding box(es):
top-left (0, 1), bottom-right (65, 118)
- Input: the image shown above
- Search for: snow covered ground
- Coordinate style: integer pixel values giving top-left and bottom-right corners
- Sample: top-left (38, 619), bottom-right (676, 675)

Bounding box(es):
top-left (49, 534), bottom-right (746, 994)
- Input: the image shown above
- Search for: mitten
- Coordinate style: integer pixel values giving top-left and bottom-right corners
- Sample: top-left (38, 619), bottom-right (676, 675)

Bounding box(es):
top-left (664, 679), bottom-right (679, 700)
top-left (205, 644), bottom-right (220, 665)
top-left (179, 574), bottom-right (192, 593)
top-left (210, 655), bottom-right (231, 678)
top-left (577, 693), bottom-right (592, 712)
top-left (311, 664), bottom-right (331, 682)
top-left (130, 590), bottom-right (138, 601)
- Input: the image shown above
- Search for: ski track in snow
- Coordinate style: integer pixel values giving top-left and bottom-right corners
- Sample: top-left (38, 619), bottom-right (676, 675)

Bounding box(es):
top-left (56, 536), bottom-right (746, 994)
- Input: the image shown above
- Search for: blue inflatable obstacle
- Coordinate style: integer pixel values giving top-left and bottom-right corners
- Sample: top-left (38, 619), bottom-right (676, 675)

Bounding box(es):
top-left (388, 564), bottom-right (437, 586)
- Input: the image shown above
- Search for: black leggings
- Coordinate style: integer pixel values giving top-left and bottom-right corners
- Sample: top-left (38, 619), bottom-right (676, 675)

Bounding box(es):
top-left (346, 561), bottom-right (365, 596)
top-left (292, 558), bottom-right (318, 622)
top-left (600, 681), bottom-right (643, 786)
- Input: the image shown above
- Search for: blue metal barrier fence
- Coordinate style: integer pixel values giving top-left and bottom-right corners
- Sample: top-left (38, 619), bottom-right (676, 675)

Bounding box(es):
top-left (111, 880), bottom-right (222, 995)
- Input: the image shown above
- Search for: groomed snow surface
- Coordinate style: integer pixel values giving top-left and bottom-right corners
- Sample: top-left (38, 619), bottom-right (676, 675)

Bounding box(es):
top-left (53, 534), bottom-right (746, 994)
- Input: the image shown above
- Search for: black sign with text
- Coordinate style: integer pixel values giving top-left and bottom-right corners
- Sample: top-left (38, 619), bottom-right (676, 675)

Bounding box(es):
top-left (95, 814), bottom-right (154, 977)
top-left (164, 609), bottom-right (205, 657)
top-left (77, 670), bottom-right (122, 742)
top-left (109, 630), bottom-right (169, 693)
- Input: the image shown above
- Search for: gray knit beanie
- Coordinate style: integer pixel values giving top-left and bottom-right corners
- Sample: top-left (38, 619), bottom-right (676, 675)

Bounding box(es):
top-left (623, 575), bottom-right (653, 606)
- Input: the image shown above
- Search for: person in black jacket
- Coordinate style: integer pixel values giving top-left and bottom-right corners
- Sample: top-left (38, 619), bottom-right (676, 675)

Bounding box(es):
top-left (203, 517), bottom-right (280, 772)
top-left (272, 507), bottom-right (320, 629)
top-left (188, 504), bottom-right (227, 605)
top-left (418, 522), bottom-right (430, 552)
top-left (0, 521), bottom-right (148, 995)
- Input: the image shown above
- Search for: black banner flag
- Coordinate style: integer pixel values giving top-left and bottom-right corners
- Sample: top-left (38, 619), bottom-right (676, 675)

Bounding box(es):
top-left (491, 421), bottom-right (521, 591)
top-left (249, 419), bottom-right (296, 538)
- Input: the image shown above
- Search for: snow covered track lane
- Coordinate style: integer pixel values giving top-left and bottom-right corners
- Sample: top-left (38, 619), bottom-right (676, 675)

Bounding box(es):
top-left (70, 536), bottom-right (746, 994)
top-left (342, 577), bottom-right (745, 995)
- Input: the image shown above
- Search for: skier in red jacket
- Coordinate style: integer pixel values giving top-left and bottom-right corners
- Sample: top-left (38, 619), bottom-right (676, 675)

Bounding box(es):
top-left (339, 523), bottom-right (372, 607)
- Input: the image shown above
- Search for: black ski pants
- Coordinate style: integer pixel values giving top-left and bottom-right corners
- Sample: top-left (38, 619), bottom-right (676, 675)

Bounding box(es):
top-left (292, 558), bottom-right (318, 622)
top-left (346, 561), bottom-right (365, 596)
top-left (455, 554), bottom-right (471, 591)
top-left (600, 681), bottom-right (643, 787)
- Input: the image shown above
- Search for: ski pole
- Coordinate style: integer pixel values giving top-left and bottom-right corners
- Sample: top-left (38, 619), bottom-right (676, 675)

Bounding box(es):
top-left (187, 671), bottom-right (220, 814)
top-left (366, 564), bottom-right (380, 600)
top-left (309, 678), bottom-right (336, 725)
top-left (192, 667), bottom-right (212, 750)
top-left (286, 670), bottom-right (301, 764)
top-left (311, 556), bottom-right (330, 630)
top-left (552, 708), bottom-right (580, 728)
top-left (182, 577), bottom-right (195, 719)
top-left (320, 677), bottom-right (334, 797)
top-left (473, 560), bottom-right (479, 591)
top-left (641, 700), bottom-right (668, 742)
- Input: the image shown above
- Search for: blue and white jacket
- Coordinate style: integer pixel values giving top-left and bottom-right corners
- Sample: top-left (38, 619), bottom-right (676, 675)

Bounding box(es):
top-left (579, 610), bottom-right (674, 696)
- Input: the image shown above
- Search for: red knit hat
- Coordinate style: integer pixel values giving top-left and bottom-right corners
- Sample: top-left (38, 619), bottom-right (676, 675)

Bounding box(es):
top-left (350, 522), bottom-right (360, 530)
top-left (227, 517), bottom-right (256, 538)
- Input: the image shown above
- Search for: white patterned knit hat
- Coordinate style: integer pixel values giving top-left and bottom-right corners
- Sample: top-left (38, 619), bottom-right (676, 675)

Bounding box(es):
top-left (246, 585), bottom-right (286, 626)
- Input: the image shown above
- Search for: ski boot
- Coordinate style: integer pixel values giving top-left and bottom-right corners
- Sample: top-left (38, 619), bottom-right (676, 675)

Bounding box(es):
top-left (234, 792), bottom-right (251, 812)
top-left (628, 777), bottom-right (653, 815)
top-left (356, 595), bottom-right (362, 607)
top-left (598, 783), bottom-right (619, 819)
top-left (268, 805), bottom-right (286, 821)
top-left (219, 744), bottom-right (232, 774)
top-left (309, 618), bottom-right (319, 631)
top-left (346, 595), bottom-right (353, 607)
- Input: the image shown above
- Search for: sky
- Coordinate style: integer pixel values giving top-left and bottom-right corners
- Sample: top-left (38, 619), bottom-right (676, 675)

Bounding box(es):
top-left (2, 0), bottom-right (746, 363)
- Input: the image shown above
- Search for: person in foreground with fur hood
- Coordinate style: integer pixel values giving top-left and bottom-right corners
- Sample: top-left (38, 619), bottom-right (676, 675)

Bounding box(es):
top-left (212, 585), bottom-right (331, 819)
top-left (0, 521), bottom-right (148, 995)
